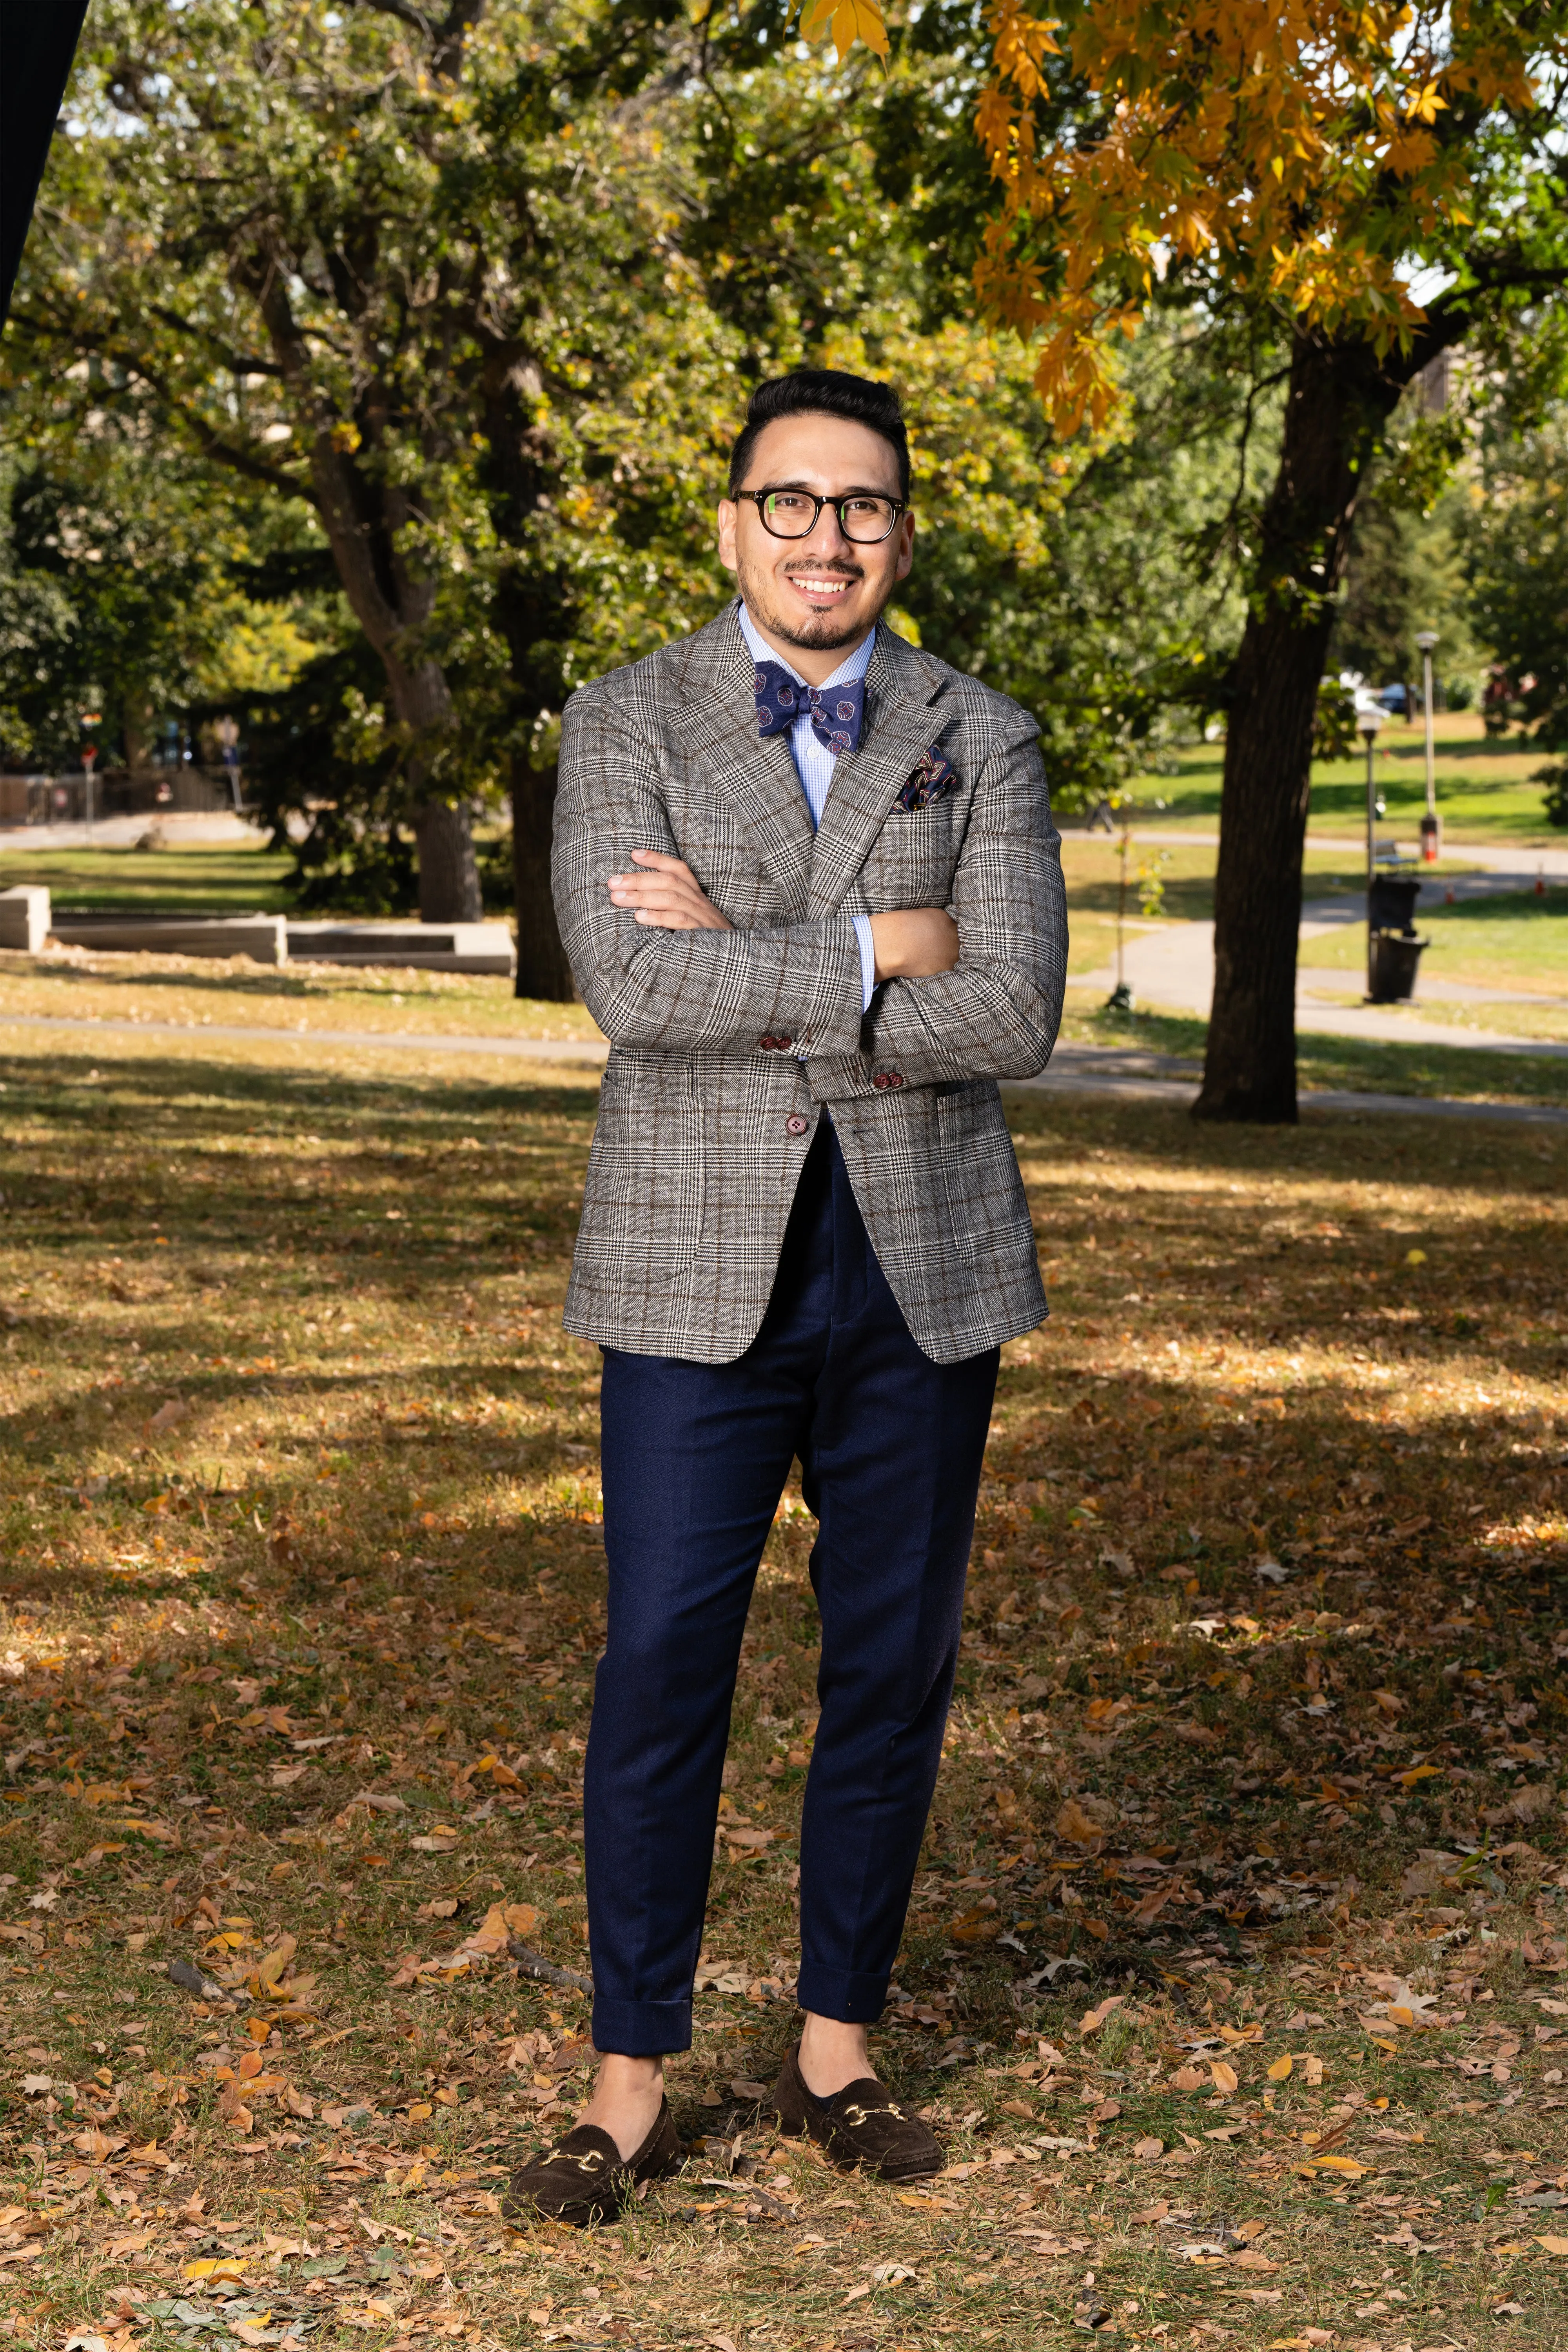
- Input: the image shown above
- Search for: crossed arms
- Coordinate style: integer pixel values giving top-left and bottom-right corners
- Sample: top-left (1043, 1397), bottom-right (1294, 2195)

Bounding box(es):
top-left (551, 683), bottom-right (1069, 1091)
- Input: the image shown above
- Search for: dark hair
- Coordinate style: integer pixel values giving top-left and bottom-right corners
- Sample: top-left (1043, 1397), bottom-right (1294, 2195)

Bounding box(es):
top-left (728, 368), bottom-right (910, 502)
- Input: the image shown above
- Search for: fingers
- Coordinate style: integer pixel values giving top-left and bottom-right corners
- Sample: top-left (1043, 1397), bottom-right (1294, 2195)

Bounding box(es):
top-left (604, 855), bottom-right (732, 933)
top-left (628, 849), bottom-right (693, 875)
top-left (606, 873), bottom-right (704, 914)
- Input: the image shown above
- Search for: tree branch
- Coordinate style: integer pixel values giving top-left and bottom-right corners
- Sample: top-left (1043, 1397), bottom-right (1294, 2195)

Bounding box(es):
top-left (145, 306), bottom-right (283, 379)
top-left (433, 0), bottom-right (486, 79)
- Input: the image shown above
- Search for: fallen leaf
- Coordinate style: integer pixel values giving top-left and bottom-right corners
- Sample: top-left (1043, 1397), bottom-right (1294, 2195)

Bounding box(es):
top-left (1267, 2054), bottom-right (1293, 2082)
top-left (1056, 1796), bottom-right (1113, 1847)
top-left (258, 1934), bottom-right (297, 1992)
top-left (1537, 2234), bottom-right (1568, 2255)
top-left (1132, 2134), bottom-right (1164, 2158)
top-left (148, 1398), bottom-right (189, 1432)
top-left (1078, 1995), bottom-right (1125, 2036)
top-left (1209, 2060), bottom-right (1239, 2094)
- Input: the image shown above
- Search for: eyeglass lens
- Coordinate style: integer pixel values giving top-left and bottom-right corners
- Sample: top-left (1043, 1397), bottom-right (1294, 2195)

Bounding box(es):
top-left (758, 492), bottom-right (900, 543)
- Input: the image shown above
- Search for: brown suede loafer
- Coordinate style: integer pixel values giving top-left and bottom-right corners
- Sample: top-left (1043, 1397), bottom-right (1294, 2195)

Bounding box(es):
top-left (501, 2097), bottom-right (681, 2228)
top-left (771, 2041), bottom-right (944, 2181)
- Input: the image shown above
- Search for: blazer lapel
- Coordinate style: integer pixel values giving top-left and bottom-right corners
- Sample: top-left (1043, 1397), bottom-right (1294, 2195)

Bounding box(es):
top-left (806, 628), bottom-right (950, 920)
top-left (671, 605), bottom-right (816, 913)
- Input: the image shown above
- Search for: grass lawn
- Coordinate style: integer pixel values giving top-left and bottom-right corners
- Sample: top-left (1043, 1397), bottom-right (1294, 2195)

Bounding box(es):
top-left (1126, 710), bottom-right (1564, 845)
top-left (0, 953), bottom-right (604, 1047)
top-left (1059, 841), bottom-right (1383, 931)
top-left (1297, 889), bottom-right (1568, 1000)
top-left (1, 1023), bottom-right (1566, 2350)
top-left (0, 843), bottom-right (296, 916)
top-left (1060, 998), bottom-right (1568, 1106)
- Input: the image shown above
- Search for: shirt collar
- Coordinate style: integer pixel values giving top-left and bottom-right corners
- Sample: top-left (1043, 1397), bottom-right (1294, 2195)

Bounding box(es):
top-left (738, 601), bottom-right (876, 693)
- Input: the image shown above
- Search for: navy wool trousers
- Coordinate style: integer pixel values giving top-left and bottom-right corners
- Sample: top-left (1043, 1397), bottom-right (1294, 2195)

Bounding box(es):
top-left (586, 1120), bottom-right (999, 2057)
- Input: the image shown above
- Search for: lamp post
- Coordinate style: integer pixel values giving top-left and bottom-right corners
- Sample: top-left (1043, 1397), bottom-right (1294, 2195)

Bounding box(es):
top-left (1415, 630), bottom-right (1440, 861)
top-left (1359, 704), bottom-right (1383, 999)
top-left (80, 708), bottom-right (102, 840)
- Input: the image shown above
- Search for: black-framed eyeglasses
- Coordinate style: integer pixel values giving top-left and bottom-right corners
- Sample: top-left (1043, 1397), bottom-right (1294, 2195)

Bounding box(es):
top-left (736, 487), bottom-right (909, 544)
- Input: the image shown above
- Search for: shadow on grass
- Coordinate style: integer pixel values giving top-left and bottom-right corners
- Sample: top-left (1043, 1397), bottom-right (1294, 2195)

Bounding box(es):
top-left (1066, 1002), bottom-right (1568, 1105)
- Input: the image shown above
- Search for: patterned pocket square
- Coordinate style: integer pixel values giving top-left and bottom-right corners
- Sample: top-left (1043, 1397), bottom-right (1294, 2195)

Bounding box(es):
top-left (894, 746), bottom-right (960, 812)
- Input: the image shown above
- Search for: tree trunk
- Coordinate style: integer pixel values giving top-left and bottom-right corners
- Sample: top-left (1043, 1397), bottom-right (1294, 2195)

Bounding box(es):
top-left (511, 747), bottom-right (575, 999)
top-left (412, 800), bottom-right (482, 923)
top-left (387, 651), bottom-right (480, 923)
top-left (1194, 329), bottom-right (1402, 1123)
top-left (472, 346), bottom-right (576, 1000)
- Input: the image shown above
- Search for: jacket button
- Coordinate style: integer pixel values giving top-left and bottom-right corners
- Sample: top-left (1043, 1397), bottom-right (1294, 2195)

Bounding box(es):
top-left (873, 1070), bottom-right (905, 1090)
top-left (786, 1113), bottom-right (809, 1136)
top-left (759, 1035), bottom-right (776, 1050)
top-left (774, 1037), bottom-right (793, 1053)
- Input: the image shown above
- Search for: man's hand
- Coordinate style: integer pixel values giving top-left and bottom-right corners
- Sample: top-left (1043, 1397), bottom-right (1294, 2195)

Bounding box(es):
top-left (606, 849), bottom-right (733, 931)
top-left (868, 907), bottom-right (960, 982)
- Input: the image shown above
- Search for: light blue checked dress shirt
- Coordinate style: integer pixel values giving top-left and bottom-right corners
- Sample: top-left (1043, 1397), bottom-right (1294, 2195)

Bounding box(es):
top-left (739, 604), bottom-right (879, 1012)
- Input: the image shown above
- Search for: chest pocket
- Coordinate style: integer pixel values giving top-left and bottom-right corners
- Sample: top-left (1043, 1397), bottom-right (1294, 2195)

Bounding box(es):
top-left (864, 791), bottom-right (963, 907)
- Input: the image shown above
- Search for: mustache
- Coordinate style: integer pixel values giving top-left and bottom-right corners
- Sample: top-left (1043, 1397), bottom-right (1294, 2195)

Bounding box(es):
top-left (782, 562), bottom-right (863, 579)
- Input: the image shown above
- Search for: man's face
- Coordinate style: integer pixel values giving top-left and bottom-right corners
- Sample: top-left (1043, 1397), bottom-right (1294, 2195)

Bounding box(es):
top-left (717, 412), bottom-right (915, 656)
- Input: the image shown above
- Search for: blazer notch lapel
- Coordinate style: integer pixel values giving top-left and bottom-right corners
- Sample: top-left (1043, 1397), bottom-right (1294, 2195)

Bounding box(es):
top-left (673, 609), bottom-right (815, 909)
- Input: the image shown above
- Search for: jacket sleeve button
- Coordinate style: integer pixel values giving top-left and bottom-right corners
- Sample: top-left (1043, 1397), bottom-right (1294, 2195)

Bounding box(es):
top-left (786, 1113), bottom-right (810, 1136)
top-left (873, 1070), bottom-right (905, 1090)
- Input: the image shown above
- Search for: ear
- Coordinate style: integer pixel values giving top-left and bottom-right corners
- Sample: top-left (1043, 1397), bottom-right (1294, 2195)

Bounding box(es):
top-left (717, 498), bottom-right (740, 577)
top-left (894, 512), bottom-right (915, 583)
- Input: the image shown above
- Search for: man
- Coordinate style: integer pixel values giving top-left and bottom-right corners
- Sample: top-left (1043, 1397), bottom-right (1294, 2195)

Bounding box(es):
top-left (505, 368), bottom-right (1067, 2227)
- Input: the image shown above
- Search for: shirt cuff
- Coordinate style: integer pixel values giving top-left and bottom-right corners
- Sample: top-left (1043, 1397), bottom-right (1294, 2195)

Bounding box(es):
top-left (851, 913), bottom-right (878, 1012)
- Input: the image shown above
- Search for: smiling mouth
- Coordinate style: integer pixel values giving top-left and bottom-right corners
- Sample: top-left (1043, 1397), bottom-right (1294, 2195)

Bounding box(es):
top-left (786, 572), bottom-right (858, 599)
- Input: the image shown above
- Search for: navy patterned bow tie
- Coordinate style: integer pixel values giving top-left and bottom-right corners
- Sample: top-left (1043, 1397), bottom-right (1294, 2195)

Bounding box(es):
top-left (753, 658), bottom-right (866, 757)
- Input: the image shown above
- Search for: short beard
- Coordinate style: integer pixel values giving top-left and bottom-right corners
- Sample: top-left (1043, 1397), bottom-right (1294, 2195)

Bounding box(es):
top-left (735, 549), bottom-right (882, 653)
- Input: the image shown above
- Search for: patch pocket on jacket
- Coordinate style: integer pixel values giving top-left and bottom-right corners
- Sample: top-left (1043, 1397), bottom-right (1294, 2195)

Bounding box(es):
top-left (935, 1081), bottom-right (1035, 1267)
top-left (573, 1058), bottom-right (705, 1285)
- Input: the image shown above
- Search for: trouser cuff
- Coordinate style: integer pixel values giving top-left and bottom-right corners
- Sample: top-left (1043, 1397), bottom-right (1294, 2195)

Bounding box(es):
top-left (589, 1996), bottom-right (692, 2058)
top-left (794, 1962), bottom-right (889, 2024)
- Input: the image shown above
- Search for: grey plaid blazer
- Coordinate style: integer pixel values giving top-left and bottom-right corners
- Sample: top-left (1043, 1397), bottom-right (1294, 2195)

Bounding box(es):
top-left (552, 602), bottom-right (1067, 1365)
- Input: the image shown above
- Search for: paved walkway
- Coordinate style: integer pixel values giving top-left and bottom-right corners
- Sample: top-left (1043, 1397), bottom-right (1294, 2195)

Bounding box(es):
top-left (1079, 917), bottom-right (1568, 1051)
top-left (1076, 833), bottom-right (1566, 1046)
top-left (0, 811), bottom-right (263, 851)
top-left (4, 1010), bottom-right (1564, 1126)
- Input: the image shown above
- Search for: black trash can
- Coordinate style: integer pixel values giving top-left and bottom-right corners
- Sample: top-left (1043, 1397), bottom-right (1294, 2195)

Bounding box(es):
top-left (1370, 929), bottom-right (1426, 1002)
top-left (1369, 875), bottom-right (1422, 934)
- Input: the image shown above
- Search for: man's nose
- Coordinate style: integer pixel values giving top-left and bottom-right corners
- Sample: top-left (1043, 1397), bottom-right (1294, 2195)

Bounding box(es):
top-left (803, 501), bottom-right (853, 553)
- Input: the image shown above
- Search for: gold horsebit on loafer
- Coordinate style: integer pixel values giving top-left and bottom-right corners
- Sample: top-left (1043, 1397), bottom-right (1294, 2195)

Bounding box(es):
top-left (541, 2144), bottom-right (610, 2176)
